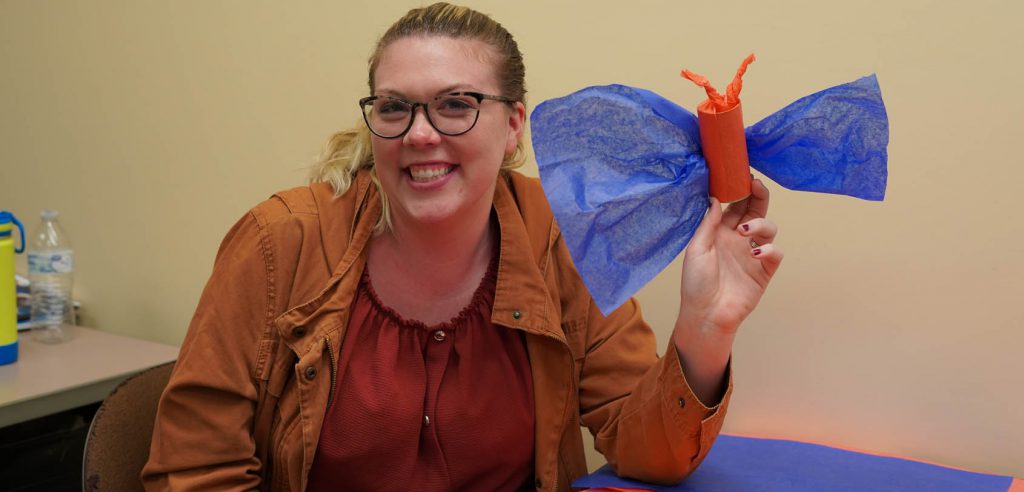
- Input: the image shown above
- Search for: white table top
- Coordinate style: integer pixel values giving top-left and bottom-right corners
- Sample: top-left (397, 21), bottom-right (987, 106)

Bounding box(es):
top-left (0, 325), bottom-right (179, 427)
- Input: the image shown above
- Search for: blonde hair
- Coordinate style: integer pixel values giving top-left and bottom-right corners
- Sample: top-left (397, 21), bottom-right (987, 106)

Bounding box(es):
top-left (309, 2), bottom-right (527, 234)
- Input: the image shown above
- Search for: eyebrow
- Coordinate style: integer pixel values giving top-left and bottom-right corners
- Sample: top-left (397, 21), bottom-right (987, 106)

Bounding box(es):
top-left (376, 84), bottom-right (479, 99)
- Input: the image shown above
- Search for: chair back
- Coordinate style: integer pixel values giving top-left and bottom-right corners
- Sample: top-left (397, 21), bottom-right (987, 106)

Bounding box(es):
top-left (82, 361), bottom-right (174, 492)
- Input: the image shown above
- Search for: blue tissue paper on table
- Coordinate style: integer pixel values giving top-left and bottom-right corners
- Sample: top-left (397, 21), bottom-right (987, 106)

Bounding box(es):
top-left (572, 434), bottom-right (1014, 492)
top-left (531, 76), bottom-right (888, 315)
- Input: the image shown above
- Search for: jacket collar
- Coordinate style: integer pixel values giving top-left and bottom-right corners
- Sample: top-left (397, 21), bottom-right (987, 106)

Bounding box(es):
top-left (490, 173), bottom-right (562, 341)
top-left (273, 172), bottom-right (378, 352)
top-left (311, 171), bottom-right (375, 271)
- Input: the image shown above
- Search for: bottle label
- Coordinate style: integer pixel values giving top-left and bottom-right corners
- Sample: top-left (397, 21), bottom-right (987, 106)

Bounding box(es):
top-left (28, 250), bottom-right (74, 274)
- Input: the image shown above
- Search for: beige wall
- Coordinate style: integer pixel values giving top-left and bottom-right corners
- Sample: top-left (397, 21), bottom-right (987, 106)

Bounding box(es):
top-left (2, 0), bottom-right (1021, 478)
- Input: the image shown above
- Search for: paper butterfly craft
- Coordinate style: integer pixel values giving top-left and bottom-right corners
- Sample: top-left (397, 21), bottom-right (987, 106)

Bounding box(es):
top-left (531, 54), bottom-right (889, 315)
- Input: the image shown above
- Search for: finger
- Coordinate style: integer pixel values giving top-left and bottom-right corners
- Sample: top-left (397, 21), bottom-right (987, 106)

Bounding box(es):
top-left (688, 197), bottom-right (722, 254)
top-left (720, 194), bottom-right (749, 229)
top-left (725, 178), bottom-right (769, 227)
top-left (737, 217), bottom-right (779, 245)
top-left (750, 242), bottom-right (784, 278)
top-left (745, 178), bottom-right (770, 220)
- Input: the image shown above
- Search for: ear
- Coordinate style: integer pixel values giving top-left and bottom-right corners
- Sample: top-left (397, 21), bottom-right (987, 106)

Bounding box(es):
top-left (505, 101), bottom-right (526, 157)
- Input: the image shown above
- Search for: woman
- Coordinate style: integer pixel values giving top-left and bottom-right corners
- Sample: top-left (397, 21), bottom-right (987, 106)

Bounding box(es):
top-left (143, 3), bottom-right (782, 491)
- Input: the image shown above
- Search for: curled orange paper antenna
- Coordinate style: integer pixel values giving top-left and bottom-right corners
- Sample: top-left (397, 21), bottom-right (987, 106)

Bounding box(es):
top-left (680, 69), bottom-right (726, 110)
top-left (725, 53), bottom-right (756, 107)
top-left (681, 54), bottom-right (756, 202)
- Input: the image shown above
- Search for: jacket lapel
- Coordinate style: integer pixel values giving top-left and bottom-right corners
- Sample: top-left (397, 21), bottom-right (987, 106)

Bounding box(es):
top-left (492, 173), bottom-right (575, 490)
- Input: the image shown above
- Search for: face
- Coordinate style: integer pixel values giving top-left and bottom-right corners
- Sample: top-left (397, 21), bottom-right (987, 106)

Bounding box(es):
top-left (370, 36), bottom-right (525, 232)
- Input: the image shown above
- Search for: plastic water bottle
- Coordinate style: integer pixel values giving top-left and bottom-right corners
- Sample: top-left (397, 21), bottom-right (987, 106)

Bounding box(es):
top-left (28, 209), bottom-right (75, 343)
top-left (1, 211), bottom-right (25, 364)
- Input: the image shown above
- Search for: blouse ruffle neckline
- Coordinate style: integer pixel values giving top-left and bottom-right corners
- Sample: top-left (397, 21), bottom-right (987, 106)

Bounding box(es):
top-left (360, 255), bottom-right (499, 332)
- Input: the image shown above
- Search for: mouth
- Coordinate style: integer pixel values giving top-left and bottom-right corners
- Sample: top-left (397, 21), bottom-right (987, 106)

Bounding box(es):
top-left (406, 162), bottom-right (457, 183)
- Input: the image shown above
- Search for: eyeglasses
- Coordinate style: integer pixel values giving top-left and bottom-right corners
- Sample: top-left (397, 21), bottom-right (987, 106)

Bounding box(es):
top-left (359, 91), bottom-right (516, 139)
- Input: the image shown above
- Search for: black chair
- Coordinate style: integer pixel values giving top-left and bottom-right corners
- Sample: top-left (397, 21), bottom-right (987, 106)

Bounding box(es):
top-left (82, 362), bottom-right (174, 492)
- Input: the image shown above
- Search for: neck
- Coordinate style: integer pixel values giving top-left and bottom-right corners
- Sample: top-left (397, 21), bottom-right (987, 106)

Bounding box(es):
top-left (373, 200), bottom-right (495, 291)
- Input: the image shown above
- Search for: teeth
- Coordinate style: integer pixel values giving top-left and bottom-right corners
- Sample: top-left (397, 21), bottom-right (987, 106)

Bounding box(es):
top-left (409, 166), bottom-right (453, 182)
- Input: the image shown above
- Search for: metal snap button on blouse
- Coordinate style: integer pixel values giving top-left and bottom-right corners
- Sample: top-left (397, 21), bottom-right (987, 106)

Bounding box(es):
top-left (512, 310), bottom-right (522, 320)
top-left (433, 330), bottom-right (446, 342)
top-left (304, 366), bottom-right (317, 380)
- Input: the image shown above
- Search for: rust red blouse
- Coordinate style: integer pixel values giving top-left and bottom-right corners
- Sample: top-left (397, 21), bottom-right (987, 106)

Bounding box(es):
top-left (307, 260), bottom-right (535, 491)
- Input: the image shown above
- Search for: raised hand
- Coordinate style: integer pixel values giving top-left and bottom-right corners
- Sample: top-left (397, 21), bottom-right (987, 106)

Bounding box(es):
top-left (672, 178), bottom-right (783, 403)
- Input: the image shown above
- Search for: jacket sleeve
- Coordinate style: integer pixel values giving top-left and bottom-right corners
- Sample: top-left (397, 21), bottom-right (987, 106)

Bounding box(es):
top-left (570, 257), bottom-right (733, 484)
top-left (142, 211), bottom-right (270, 491)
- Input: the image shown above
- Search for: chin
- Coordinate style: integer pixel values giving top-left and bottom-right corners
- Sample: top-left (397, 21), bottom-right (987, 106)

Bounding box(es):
top-left (399, 201), bottom-right (466, 226)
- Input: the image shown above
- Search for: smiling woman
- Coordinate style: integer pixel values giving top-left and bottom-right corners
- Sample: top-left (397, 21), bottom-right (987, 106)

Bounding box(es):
top-left (141, 3), bottom-right (783, 491)
top-left (366, 35), bottom-right (524, 242)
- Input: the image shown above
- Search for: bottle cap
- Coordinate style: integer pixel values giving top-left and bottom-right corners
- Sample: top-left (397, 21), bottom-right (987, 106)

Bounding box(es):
top-left (0, 211), bottom-right (16, 227)
top-left (0, 211), bottom-right (26, 253)
top-left (41, 209), bottom-right (58, 220)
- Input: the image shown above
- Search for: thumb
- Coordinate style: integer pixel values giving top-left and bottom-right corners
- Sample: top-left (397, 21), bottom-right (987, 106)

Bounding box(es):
top-left (688, 197), bottom-right (721, 254)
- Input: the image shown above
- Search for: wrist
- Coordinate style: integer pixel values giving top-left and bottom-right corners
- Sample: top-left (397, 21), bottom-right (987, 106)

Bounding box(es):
top-left (672, 315), bottom-right (735, 404)
top-left (672, 311), bottom-right (737, 353)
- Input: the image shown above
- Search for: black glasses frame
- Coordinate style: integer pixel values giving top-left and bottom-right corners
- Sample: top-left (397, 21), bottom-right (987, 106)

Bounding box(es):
top-left (358, 91), bottom-right (516, 139)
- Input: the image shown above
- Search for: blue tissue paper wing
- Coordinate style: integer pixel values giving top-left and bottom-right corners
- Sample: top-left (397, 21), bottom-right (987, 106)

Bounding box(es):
top-left (532, 84), bottom-right (709, 315)
top-left (746, 74), bottom-right (889, 200)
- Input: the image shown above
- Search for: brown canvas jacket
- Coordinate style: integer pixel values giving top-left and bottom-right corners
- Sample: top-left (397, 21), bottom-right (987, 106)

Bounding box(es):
top-left (142, 170), bottom-right (732, 491)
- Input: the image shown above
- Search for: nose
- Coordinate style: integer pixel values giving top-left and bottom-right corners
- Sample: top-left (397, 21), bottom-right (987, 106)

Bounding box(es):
top-left (403, 106), bottom-right (441, 146)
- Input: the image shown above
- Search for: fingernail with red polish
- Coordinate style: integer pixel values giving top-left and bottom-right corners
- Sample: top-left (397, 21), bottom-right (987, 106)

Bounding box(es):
top-left (742, 224), bottom-right (750, 232)
top-left (753, 248), bottom-right (762, 256)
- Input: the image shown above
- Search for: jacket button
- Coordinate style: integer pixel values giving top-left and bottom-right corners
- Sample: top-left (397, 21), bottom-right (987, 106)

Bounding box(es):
top-left (512, 310), bottom-right (522, 320)
top-left (305, 366), bottom-right (317, 380)
top-left (292, 326), bottom-right (307, 338)
top-left (433, 330), bottom-right (446, 342)
top-left (678, 397), bottom-right (686, 408)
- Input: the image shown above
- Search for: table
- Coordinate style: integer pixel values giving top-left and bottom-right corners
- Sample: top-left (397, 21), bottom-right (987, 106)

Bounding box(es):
top-left (0, 325), bottom-right (179, 427)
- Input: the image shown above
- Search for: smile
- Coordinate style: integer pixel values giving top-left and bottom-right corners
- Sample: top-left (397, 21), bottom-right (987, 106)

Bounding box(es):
top-left (407, 163), bottom-right (456, 183)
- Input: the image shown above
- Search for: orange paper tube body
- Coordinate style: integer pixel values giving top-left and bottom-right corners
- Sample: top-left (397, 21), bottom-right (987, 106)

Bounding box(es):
top-left (697, 101), bottom-right (751, 203)
top-left (682, 53), bottom-right (756, 203)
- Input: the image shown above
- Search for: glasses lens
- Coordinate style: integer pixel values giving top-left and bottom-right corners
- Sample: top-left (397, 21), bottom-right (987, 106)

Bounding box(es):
top-left (364, 97), bottom-right (412, 138)
top-left (428, 94), bottom-right (480, 135)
